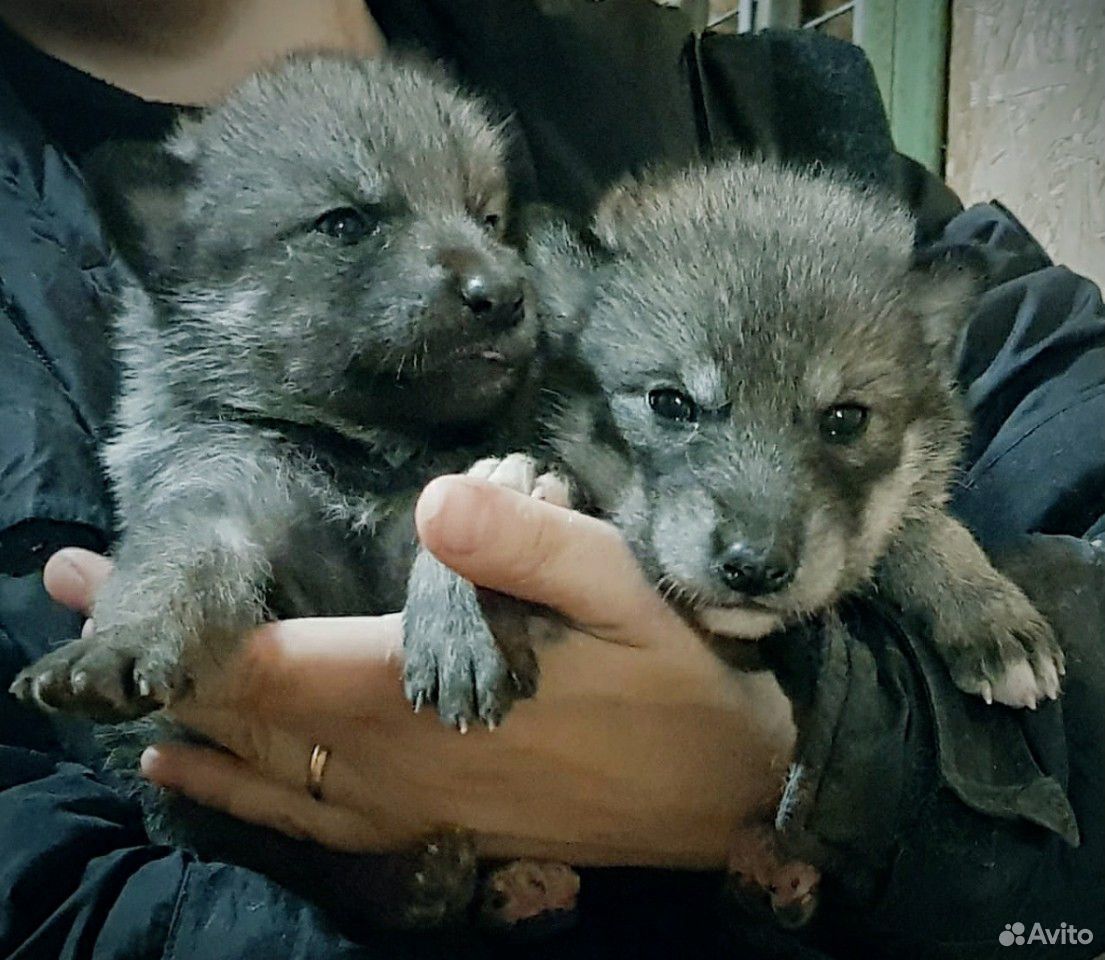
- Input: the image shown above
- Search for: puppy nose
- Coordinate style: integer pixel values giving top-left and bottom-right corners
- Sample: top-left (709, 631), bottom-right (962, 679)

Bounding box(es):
top-left (716, 542), bottom-right (796, 596)
top-left (460, 275), bottom-right (525, 331)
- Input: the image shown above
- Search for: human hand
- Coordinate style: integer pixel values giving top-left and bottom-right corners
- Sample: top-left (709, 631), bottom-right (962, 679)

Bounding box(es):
top-left (44, 478), bottom-right (796, 868)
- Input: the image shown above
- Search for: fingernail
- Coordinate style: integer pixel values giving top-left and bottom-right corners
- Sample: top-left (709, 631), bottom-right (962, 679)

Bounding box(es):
top-left (51, 551), bottom-right (89, 593)
top-left (140, 745), bottom-right (166, 778)
top-left (415, 477), bottom-right (490, 557)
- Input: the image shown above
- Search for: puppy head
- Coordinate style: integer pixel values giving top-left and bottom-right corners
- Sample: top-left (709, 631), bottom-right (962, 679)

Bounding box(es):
top-left (92, 54), bottom-right (537, 433)
top-left (545, 160), bottom-right (976, 637)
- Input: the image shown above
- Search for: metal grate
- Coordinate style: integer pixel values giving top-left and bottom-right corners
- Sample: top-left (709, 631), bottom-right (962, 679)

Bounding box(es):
top-left (801, 1), bottom-right (855, 32)
top-left (690, 0), bottom-right (949, 174)
top-left (707, 0), bottom-right (855, 37)
top-left (708, 0), bottom-right (754, 31)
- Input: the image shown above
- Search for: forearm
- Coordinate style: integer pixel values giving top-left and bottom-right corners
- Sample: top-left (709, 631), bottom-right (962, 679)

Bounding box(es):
top-left (876, 510), bottom-right (1062, 708)
top-left (101, 439), bottom-right (309, 640)
top-left (98, 522), bottom-right (271, 636)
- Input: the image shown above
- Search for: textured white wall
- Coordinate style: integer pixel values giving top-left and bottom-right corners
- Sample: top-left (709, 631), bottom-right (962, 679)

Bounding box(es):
top-left (946, 0), bottom-right (1105, 290)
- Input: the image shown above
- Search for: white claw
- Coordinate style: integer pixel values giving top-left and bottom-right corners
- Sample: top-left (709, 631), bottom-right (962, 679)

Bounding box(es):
top-left (1038, 658), bottom-right (1061, 701)
top-left (981, 681), bottom-right (993, 705)
top-left (137, 676), bottom-right (151, 699)
top-left (457, 718), bottom-right (469, 735)
top-left (31, 675), bottom-right (59, 714)
top-left (989, 659), bottom-right (1044, 709)
top-left (413, 692), bottom-right (424, 714)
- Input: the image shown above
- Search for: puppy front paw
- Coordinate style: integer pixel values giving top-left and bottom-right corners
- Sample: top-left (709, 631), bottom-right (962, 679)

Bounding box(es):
top-left (403, 592), bottom-right (537, 731)
top-left (402, 454), bottom-right (559, 732)
top-left (383, 828), bottom-right (479, 929)
top-left (9, 622), bottom-right (186, 722)
top-left (468, 453), bottom-right (572, 507)
top-left (936, 589), bottom-right (1064, 709)
top-left (727, 826), bottom-right (820, 930)
top-left (477, 860), bottom-right (580, 930)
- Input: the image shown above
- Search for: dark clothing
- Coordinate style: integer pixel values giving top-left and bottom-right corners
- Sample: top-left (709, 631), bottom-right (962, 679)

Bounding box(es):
top-left (0, 3), bottom-right (1102, 959)
top-left (0, 17), bottom-right (181, 159)
top-left (368, 0), bottom-right (962, 240)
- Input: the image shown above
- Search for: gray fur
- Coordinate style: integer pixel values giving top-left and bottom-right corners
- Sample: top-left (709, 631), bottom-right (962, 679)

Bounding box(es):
top-left (11, 53), bottom-right (544, 930)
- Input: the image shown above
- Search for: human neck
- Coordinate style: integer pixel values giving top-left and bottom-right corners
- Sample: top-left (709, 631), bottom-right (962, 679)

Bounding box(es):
top-left (0, 0), bottom-right (384, 105)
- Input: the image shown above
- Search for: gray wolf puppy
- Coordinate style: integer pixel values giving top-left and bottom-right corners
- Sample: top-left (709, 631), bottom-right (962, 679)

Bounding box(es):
top-left (405, 157), bottom-right (1065, 923)
top-left (11, 54), bottom-right (544, 930)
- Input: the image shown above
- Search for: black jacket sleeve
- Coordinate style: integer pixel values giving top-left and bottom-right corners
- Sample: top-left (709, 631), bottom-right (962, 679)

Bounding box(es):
top-left (0, 743), bottom-right (386, 960)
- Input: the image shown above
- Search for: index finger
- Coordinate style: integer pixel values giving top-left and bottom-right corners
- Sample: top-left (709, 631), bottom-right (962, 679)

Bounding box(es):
top-left (43, 548), bottom-right (113, 617)
top-left (191, 612), bottom-right (407, 716)
top-left (415, 476), bottom-right (687, 644)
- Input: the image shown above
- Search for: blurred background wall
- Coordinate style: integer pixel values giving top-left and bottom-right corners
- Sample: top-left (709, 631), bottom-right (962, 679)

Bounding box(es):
top-left (945, 0), bottom-right (1104, 290)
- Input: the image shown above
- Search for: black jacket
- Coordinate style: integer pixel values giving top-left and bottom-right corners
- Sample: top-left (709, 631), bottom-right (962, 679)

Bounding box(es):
top-left (1, 3), bottom-right (1102, 959)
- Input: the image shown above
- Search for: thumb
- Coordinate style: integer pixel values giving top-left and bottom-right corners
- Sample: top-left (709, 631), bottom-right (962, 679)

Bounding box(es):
top-left (43, 548), bottom-right (113, 617)
top-left (415, 476), bottom-right (685, 645)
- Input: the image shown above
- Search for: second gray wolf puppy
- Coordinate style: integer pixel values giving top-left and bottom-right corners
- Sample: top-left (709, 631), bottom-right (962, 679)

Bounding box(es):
top-left (405, 157), bottom-right (1066, 923)
top-left (11, 54), bottom-right (547, 930)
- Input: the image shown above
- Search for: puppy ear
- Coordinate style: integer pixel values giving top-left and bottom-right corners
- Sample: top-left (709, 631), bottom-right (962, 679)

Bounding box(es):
top-left (908, 242), bottom-right (989, 372)
top-left (526, 217), bottom-right (608, 346)
top-left (588, 174), bottom-right (652, 253)
top-left (83, 123), bottom-right (201, 286)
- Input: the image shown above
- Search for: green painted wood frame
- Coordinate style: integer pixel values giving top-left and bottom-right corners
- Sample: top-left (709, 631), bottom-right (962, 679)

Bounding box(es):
top-left (855, 0), bottom-right (950, 174)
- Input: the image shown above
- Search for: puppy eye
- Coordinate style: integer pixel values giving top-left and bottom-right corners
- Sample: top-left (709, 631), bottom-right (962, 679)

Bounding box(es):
top-left (819, 404), bottom-right (870, 444)
top-left (314, 207), bottom-right (374, 244)
top-left (483, 212), bottom-right (501, 232)
top-left (648, 388), bottom-right (698, 423)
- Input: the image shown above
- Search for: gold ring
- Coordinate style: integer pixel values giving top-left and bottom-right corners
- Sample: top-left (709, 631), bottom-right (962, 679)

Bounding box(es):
top-left (307, 744), bottom-right (330, 801)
